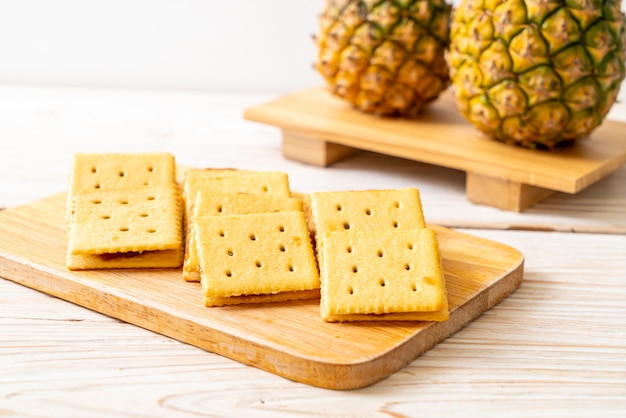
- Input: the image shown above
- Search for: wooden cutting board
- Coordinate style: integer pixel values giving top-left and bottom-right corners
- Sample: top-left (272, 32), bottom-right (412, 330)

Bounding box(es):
top-left (244, 87), bottom-right (626, 212)
top-left (0, 193), bottom-right (524, 390)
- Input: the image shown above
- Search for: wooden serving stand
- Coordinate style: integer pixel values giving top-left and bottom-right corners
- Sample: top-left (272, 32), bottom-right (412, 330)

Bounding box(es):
top-left (244, 87), bottom-right (626, 212)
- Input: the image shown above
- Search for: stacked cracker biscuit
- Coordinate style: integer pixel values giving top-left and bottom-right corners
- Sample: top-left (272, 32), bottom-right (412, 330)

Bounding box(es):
top-left (309, 188), bottom-right (449, 322)
top-left (66, 153), bottom-right (183, 269)
top-left (181, 168), bottom-right (320, 306)
top-left (65, 154), bottom-right (448, 323)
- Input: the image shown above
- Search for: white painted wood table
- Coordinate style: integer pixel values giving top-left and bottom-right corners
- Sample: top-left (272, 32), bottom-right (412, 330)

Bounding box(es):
top-left (1, 85), bottom-right (625, 417)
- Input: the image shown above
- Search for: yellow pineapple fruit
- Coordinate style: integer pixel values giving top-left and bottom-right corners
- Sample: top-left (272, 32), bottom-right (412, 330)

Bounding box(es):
top-left (314, 0), bottom-right (453, 116)
top-left (449, 0), bottom-right (626, 149)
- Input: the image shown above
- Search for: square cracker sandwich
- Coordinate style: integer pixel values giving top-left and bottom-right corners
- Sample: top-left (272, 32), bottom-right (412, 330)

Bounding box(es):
top-left (181, 168), bottom-right (292, 282)
top-left (310, 188), bottom-right (448, 322)
top-left (181, 168), bottom-right (320, 305)
top-left (195, 210), bottom-right (320, 306)
top-left (66, 153), bottom-right (183, 269)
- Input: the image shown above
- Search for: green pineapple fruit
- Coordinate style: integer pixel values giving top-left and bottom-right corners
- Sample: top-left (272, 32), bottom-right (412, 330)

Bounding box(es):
top-left (315, 0), bottom-right (452, 116)
top-left (449, 0), bottom-right (626, 149)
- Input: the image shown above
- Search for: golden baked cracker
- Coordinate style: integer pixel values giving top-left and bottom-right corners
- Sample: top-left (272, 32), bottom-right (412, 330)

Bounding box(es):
top-left (67, 153), bottom-right (176, 225)
top-left (180, 169), bottom-right (292, 282)
top-left (69, 152), bottom-right (176, 196)
top-left (309, 188), bottom-right (426, 241)
top-left (195, 211), bottom-right (320, 305)
top-left (181, 168), bottom-right (238, 202)
top-left (67, 185), bottom-right (183, 269)
top-left (204, 289), bottom-right (320, 307)
top-left (182, 169), bottom-right (291, 227)
top-left (194, 191), bottom-right (303, 217)
top-left (66, 248), bottom-right (183, 270)
top-left (182, 192), bottom-right (303, 282)
top-left (319, 227), bottom-right (448, 322)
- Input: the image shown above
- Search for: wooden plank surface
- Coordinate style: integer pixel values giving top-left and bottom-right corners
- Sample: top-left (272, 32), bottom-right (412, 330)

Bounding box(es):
top-left (0, 193), bottom-right (523, 390)
top-left (1, 85), bottom-right (625, 416)
top-left (244, 87), bottom-right (626, 195)
top-left (0, 85), bottom-right (625, 234)
top-left (2, 228), bottom-right (624, 416)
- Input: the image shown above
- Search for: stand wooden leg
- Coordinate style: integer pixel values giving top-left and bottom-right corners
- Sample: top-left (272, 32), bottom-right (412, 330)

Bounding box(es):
top-left (282, 131), bottom-right (359, 167)
top-left (466, 172), bottom-right (556, 212)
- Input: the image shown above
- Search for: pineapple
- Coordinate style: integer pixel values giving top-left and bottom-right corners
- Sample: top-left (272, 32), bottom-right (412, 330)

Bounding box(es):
top-left (449, 0), bottom-right (626, 149)
top-left (314, 0), bottom-right (452, 116)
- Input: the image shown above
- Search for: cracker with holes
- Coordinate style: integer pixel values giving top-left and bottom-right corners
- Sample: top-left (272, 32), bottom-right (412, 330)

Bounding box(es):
top-left (309, 188), bottom-right (426, 274)
top-left (309, 188), bottom-right (426, 245)
top-left (195, 211), bottom-right (320, 306)
top-left (66, 185), bottom-right (184, 270)
top-left (181, 169), bottom-right (293, 282)
top-left (182, 169), bottom-right (291, 231)
top-left (183, 192), bottom-right (303, 282)
top-left (319, 227), bottom-right (448, 322)
top-left (67, 153), bottom-right (176, 224)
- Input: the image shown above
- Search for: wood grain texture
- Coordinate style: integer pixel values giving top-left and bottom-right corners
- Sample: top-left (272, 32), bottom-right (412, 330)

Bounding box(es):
top-left (1, 229), bottom-right (624, 417)
top-left (244, 87), bottom-right (626, 210)
top-left (1, 85), bottom-right (625, 417)
top-left (1, 85), bottom-right (624, 234)
top-left (0, 193), bottom-right (523, 390)
top-left (282, 131), bottom-right (358, 166)
top-left (465, 172), bottom-right (557, 212)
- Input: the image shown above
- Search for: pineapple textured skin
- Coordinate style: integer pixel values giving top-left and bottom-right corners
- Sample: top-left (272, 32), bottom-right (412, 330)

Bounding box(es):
top-left (449, 0), bottom-right (626, 149)
top-left (315, 0), bottom-right (452, 116)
